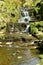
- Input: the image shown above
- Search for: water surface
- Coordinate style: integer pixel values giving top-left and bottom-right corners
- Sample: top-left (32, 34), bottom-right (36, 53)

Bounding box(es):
top-left (0, 42), bottom-right (40, 65)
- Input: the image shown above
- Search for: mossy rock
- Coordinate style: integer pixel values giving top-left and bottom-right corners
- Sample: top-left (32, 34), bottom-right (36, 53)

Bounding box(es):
top-left (39, 55), bottom-right (43, 59)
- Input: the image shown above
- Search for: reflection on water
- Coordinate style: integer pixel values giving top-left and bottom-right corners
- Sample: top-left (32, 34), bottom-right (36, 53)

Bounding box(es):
top-left (0, 42), bottom-right (40, 65)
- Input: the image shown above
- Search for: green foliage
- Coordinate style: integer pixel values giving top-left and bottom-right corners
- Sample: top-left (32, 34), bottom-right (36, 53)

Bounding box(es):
top-left (30, 25), bottom-right (38, 34)
top-left (39, 54), bottom-right (43, 59)
top-left (38, 4), bottom-right (43, 20)
top-left (38, 27), bottom-right (43, 32)
top-left (30, 21), bottom-right (43, 39)
top-left (0, 1), bottom-right (20, 23)
top-left (33, 1), bottom-right (43, 20)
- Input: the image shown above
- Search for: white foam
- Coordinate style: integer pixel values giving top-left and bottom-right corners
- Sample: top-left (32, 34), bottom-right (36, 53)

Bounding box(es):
top-left (18, 9), bottom-right (31, 23)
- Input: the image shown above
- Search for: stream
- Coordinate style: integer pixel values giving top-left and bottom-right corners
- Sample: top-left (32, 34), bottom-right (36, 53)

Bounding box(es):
top-left (0, 33), bottom-right (40, 65)
top-left (0, 8), bottom-right (41, 65)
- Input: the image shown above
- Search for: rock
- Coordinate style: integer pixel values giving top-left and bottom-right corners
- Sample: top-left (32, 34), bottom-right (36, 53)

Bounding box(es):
top-left (0, 42), bottom-right (2, 44)
top-left (39, 55), bottom-right (43, 59)
top-left (0, 31), bottom-right (4, 34)
top-left (12, 53), bottom-right (16, 56)
top-left (31, 42), bottom-right (34, 45)
top-left (32, 46), bottom-right (37, 49)
top-left (17, 56), bottom-right (22, 59)
top-left (9, 45), bottom-right (12, 47)
top-left (0, 45), bottom-right (3, 47)
top-left (6, 42), bottom-right (12, 45)
top-left (21, 37), bottom-right (26, 42)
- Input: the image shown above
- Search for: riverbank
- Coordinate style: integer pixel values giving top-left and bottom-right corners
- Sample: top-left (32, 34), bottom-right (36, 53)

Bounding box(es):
top-left (0, 23), bottom-right (43, 65)
top-left (30, 21), bottom-right (43, 40)
top-left (0, 21), bottom-right (43, 41)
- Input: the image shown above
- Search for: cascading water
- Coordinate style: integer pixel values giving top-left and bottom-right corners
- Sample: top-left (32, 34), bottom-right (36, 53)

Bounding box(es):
top-left (10, 24), bottom-right (14, 34)
top-left (18, 8), bottom-right (31, 33)
top-left (18, 8), bottom-right (31, 23)
top-left (22, 25), bottom-right (30, 33)
top-left (25, 25), bottom-right (30, 32)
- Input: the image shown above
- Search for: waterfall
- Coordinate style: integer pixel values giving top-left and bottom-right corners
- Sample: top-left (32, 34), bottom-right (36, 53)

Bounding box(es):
top-left (25, 25), bottom-right (30, 32)
top-left (22, 25), bottom-right (30, 33)
top-left (18, 8), bottom-right (31, 23)
top-left (10, 24), bottom-right (14, 34)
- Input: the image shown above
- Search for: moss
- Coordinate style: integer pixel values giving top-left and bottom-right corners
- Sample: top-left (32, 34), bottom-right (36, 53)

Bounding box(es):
top-left (39, 55), bottom-right (43, 59)
top-left (30, 25), bottom-right (38, 34)
top-left (30, 21), bottom-right (43, 39)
